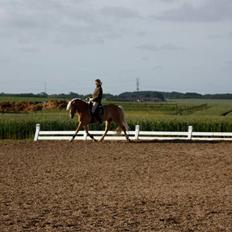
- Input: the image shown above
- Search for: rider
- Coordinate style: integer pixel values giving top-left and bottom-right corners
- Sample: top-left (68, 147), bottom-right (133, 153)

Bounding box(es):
top-left (90, 79), bottom-right (103, 122)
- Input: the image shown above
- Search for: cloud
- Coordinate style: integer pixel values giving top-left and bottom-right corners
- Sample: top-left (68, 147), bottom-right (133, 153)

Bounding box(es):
top-left (0, 57), bottom-right (11, 64)
top-left (136, 31), bottom-right (149, 37)
top-left (153, 65), bottom-right (163, 70)
top-left (0, 0), bottom-right (94, 29)
top-left (208, 31), bottom-right (232, 39)
top-left (154, 0), bottom-right (232, 22)
top-left (137, 43), bottom-right (184, 51)
top-left (20, 46), bottom-right (40, 53)
top-left (221, 60), bottom-right (232, 71)
top-left (99, 6), bottom-right (140, 19)
top-left (0, 1), bottom-right (140, 46)
top-left (225, 60), bottom-right (232, 65)
top-left (0, 0), bottom-right (104, 45)
top-left (141, 56), bottom-right (149, 61)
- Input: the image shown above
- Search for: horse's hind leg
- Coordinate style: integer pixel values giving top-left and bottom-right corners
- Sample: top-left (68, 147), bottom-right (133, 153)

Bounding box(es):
top-left (99, 121), bottom-right (110, 142)
top-left (84, 125), bottom-right (97, 142)
top-left (119, 123), bottom-right (130, 142)
top-left (123, 127), bottom-right (130, 142)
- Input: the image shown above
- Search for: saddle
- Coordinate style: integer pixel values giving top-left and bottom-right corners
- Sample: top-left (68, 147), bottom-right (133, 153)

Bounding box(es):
top-left (89, 102), bottom-right (104, 123)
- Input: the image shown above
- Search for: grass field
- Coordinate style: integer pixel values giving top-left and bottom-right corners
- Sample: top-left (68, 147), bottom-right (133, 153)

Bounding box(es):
top-left (0, 97), bottom-right (232, 139)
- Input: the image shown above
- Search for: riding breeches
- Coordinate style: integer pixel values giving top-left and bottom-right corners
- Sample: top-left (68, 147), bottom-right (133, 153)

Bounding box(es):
top-left (91, 102), bottom-right (99, 114)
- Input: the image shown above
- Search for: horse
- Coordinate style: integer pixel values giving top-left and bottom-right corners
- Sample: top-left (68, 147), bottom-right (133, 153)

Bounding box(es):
top-left (66, 98), bottom-right (130, 142)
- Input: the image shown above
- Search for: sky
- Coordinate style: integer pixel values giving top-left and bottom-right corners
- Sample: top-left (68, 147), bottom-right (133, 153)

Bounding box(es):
top-left (0, 0), bottom-right (231, 94)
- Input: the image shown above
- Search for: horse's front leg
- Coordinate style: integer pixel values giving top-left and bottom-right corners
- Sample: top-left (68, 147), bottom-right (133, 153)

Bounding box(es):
top-left (99, 121), bottom-right (110, 142)
top-left (84, 125), bottom-right (97, 142)
top-left (70, 122), bottom-right (82, 142)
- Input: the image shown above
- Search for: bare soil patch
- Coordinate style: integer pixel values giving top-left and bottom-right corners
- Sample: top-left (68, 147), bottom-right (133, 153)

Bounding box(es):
top-left (1, 141), bottom-right (232, 231)
top-left (0, 100), bottom-right (67, 113)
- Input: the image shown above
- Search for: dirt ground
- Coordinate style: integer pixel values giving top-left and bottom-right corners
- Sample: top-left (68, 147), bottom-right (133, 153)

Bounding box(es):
top-left (1, 141), bottom-right (232, 232)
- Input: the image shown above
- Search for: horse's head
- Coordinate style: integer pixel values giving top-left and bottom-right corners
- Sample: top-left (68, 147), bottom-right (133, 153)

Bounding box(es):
top-left (66, 98), bottom-right (78, 119)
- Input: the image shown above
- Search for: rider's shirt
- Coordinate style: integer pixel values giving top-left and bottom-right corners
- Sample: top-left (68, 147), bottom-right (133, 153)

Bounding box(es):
top-left (92, 86), bottom-right (103, 104)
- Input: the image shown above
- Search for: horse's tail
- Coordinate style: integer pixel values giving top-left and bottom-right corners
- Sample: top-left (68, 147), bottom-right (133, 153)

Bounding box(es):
top-left (116, 106), bottom-right (129, 134)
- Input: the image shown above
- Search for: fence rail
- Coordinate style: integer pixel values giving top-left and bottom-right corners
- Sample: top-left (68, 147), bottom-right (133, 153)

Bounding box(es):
top-left (34, 124), bottom-right (232, 142)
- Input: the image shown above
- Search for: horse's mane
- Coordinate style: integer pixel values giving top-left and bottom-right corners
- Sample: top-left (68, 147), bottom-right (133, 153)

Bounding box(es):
top-left (66, 98), bottom-right (87, 111)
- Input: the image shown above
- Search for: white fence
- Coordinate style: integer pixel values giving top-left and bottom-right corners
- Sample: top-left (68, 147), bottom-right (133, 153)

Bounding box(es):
top-left (34, 124), bottom-right (232, 142)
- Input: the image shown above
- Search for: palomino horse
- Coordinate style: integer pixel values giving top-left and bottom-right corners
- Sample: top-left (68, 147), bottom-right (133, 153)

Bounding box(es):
top-left (66, 98), bottom-right (130, 142)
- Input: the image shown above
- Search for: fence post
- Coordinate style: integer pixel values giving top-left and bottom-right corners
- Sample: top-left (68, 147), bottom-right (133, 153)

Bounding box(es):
top-left (135, 125), bottom-right (140, 140)
top-left (34, 124), bottom-right (40, 141)
top-left (188, 125), bottom-right (193, 140)
top-left (83, 131), bottom-right (87, 141)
